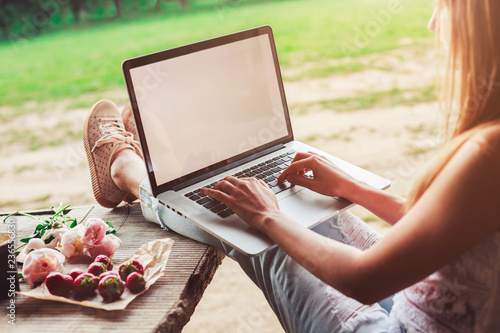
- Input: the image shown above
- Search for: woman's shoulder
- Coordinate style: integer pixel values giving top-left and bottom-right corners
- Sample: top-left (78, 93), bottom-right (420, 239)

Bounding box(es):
top-left (469, 121), bottom-right (500, 166)
top-left (476, 121), bottom-right (500, 137)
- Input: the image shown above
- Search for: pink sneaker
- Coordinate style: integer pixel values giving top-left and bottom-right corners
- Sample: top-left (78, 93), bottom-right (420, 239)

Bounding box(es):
top-left (83, 100), bottom-right (142, 208)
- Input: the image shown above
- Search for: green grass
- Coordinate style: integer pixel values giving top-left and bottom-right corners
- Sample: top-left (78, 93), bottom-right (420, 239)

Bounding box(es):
top-left (0, 0), bottom-right (433, 108)
top-left (361, 213), bottom-right (383, 223)
top-left (405, 142), bottom-right (436, 156)
top-left (405, 123), bottom-right (426, 134)
top-left (284, 62), bottom-right (391, 82)
top-left (291, 85), bottom-right (436, 114)
top-left (6, 125), bottom-right (82, 151)
top-left (14, 164), bottom-right (36, 175)
top-left (0, 193), bottom-right (52, 210)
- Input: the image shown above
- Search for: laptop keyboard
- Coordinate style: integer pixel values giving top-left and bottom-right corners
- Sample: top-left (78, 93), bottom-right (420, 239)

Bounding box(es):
top-left (184, 150), bottom-right (297, 218)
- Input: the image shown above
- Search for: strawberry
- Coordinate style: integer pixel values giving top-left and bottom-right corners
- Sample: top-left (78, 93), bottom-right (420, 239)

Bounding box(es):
top-left (68, 268), bottom-right (85, 280)
top-left (99, 271), bottom-right (119, 280)
top-left (45, 272), bottom-right (73, 297)
top-left (88, 262), bottom-right (107, 277)
top-left (98, 276), bottom-right (125, 302)
top-left (126, 272), bottom-right (146, 293)
top-left (94, 254), bottom-right (113, 271)
top-left (118, 259), bottom-right (144, 281)
top-left (73, 273), bottom-right (99, 298)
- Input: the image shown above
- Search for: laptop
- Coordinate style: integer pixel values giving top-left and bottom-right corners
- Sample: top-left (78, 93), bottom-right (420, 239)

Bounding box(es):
top-left (122, 25), bottom-right (390, 256)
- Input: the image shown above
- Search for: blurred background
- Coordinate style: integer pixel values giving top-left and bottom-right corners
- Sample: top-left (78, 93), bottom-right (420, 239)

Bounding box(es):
top-left (1, 0), bottom-right (437, 331)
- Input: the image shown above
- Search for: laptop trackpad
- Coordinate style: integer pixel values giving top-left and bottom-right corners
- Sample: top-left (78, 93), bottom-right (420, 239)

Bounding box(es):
top-left (278, 188), bottom-right (349, 228)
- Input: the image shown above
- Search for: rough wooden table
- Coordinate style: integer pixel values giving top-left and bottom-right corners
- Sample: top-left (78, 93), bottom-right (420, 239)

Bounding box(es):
top-left (0, 203), bottom-right (224, 332)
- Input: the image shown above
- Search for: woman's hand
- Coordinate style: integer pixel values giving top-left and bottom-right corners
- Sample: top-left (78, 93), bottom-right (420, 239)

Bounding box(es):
top-left (277, 152), bottom-right (359, 198)
top-left (201, 176), bottom-right (284, 232)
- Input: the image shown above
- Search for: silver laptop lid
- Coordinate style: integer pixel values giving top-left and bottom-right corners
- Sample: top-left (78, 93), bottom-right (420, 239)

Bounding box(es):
top-left (122, 26), bottom-right (293, 197)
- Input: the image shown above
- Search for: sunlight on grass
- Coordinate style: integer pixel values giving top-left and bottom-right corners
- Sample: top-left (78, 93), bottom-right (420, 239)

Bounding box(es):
top-left (284, 62), bottom-right (380, 82)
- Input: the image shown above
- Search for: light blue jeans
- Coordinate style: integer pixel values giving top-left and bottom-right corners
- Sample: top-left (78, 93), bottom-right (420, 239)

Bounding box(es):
top-left (139, 179), bottom-right (393, 332)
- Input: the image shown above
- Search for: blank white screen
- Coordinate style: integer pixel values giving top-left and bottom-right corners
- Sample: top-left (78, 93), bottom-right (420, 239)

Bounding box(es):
top-left (130, 34), bottom-right (289, 185)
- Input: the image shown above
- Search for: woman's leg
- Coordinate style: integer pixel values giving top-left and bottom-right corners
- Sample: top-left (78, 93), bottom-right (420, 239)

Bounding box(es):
top-left (110, 148), bottom-right (145, 200)
top-left (232, 214), bottom-right (390, 333)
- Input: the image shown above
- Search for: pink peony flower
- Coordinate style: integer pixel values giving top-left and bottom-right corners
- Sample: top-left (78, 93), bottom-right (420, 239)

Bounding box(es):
top-left (17, 238), bottom-right (46, 264)
top-left (57, 219), bottom-right (121, 260)
top-left (22, 248), bottom-right (65, 286)
top-left (82, 218), bottom-right (108, 247)
top-left (87, 234), bottom-right (121, 258)
top-left (59, 225), bottom-right (87, 258)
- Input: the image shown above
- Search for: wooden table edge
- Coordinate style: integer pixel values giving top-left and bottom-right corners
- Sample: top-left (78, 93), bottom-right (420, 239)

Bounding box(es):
top-left (157, 246), bottom-right (224, 332)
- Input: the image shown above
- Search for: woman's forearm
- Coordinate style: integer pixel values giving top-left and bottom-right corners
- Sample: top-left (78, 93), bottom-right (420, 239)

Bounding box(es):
top-left (277, 152), bottom-right (406, 224)
top-left (341, 181), bottom-right (407, 225)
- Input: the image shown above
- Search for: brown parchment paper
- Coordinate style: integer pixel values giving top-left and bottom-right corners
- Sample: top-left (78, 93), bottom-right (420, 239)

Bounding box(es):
top-left (20, 238), bottom-right (175, 311)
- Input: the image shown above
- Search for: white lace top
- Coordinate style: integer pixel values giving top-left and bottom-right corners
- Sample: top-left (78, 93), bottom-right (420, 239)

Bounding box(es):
top-left (389, 231), bottom-right (500, 332)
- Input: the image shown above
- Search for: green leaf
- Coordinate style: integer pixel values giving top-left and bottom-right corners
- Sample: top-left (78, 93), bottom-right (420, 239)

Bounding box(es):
top-left (20, 237), bottom-right (33, 243)
top-left (105, 221), bottom-right (116, 234)
top-left (11, 204), bottom-right (80, 252)
top-left (2, 212), bottom-right (16, 223)
top-left (16, 212), bottom-right (44, 224)
top-left (49, 204), bottom-right (70, 223)
top-left (44, 235), bottom-right (55, 245)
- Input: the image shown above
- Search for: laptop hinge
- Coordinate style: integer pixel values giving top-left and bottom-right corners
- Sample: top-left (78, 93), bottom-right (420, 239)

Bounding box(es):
top-left (171, 144), bottom-right (286, 191)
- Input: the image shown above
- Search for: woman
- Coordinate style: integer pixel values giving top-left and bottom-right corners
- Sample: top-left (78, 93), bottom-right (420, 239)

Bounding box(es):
top-left (84, 0), bottom-right (500, 331)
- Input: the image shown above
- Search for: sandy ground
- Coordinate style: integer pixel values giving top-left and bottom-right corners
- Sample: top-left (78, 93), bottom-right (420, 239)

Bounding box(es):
top-left (1, 44), bottom-right (441, 331)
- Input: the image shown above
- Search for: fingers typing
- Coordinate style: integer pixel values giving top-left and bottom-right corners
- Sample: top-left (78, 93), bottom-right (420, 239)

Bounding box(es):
top-left (277, 157), bottom-right (314, 183)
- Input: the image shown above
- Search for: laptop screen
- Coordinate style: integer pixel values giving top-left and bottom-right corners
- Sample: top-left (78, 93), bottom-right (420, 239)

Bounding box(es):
top-left (123, 26), bottom-right (293, 195)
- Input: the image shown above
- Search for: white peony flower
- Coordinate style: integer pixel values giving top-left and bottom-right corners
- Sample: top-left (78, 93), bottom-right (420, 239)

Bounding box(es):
top-left (41, 226), bottom-right (69, 248)
top-left (59, 224), bottom-right (87, 258)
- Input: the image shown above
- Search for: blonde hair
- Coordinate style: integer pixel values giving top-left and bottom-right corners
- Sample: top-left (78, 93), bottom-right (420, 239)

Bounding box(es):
top-left (406, 0), bottom-right (500, 209)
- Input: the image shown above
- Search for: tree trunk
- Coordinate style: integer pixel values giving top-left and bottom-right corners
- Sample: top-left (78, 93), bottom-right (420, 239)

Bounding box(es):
top-left (0, 17), bottom-right (7, 40)
top-left (154, 0), bottom-right (162, 12)
top-left (70, 0), bottom-right (83, 23)
top-left (0, 0), bottom-right (8, 39)
top-left (113, 0), bottom-right (121, 18)
top-left (179, 0), bottom-right (187, 9)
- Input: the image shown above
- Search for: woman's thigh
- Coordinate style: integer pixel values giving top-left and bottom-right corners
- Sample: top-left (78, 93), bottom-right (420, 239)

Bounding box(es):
top-left (243, 214), bottom-right (389, 332)
top-left (249, 243), bottom-right (389, 332)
